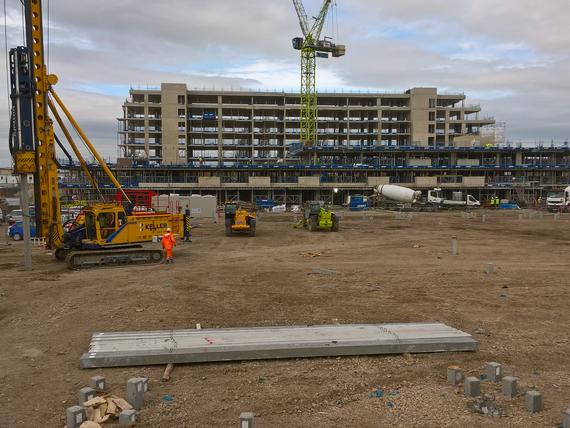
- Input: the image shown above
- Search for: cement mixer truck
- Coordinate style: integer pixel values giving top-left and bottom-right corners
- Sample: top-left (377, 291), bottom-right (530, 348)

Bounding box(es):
top-left (377, 185), bottom-right (422, 204)
top-left (375, 184), bottom-right (480, 210)
top-left (374, 184), bottom-right (434, 211)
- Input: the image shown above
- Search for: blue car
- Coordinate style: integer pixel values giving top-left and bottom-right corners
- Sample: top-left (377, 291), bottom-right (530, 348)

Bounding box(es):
top-left (7, 221), bottom-right (36, 241)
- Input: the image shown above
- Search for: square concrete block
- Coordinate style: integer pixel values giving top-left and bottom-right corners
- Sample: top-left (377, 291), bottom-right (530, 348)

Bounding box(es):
top-left (502, 376), bottom-right (517, 398)
top-left (464, 376), bottom-right (480, 397)
top-left (486, 362), bottom-right (503, 382)
top-left (126, 378), bottom-right (144, 410)
top-left (447, 366), bottom-right (463, 385)
top-left (66, 405), bottom-right (87, 428)
top-left (78, 386), bottom-right (96, 405)
top-left (562, 408), bottom-right (570, 428)
top-left (526, 390), bottom-right (543, 413)
top-left (119, 409), bottom-right (137, 426)
top-left (90, 375), bottom-right (106, 391)
top-left (136, 377), bottom-right (149, 393)
top-left (240, 412), bottom-right (255, 428)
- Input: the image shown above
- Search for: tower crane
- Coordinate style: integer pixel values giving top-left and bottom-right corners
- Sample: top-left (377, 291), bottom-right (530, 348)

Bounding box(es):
top-left (291, 0), bottom-right (345, 147)
top-left (8, 0), bottom-right (189, 268)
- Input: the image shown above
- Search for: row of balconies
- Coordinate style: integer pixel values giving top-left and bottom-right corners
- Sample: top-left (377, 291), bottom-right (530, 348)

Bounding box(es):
top-left (137, 175), bottom-right (486, 189)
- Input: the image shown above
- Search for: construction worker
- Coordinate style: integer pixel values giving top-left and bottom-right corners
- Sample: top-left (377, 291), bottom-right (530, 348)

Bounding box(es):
top-left (162, 227), bottom-right (176, 263)
top-left (495, 196), bottom-right (500, 209)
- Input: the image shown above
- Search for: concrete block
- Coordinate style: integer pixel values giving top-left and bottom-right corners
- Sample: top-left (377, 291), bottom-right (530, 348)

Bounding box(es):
top-left (135, 377), bottom-right (149, 393)
top-left (502, 376), bottom-right (517, 398)
top-left (447, 366), bottom-right (463, 385)
top-left (90, 375), bottom-right (106, 391)
top-left (562, 408), bottom-right (570, 428)
top-left (119, 409), bottom-right (137, 426)
top-left (240, 412), bottom-right (255, 428)
top-left (78, 386), bottom-right (96, 405)
top-left (464, 376), bottom-right (480, 397)
top-left (126, 378), bottom-right (145, 410)
top-left (484, 263), bottom-right (494, 275)
top-left (526, 390), bottom-right (543, 413)
top-left (66, 405), bottom-right (87, 428)
top-left (486, 362), bottom-right (503, 382)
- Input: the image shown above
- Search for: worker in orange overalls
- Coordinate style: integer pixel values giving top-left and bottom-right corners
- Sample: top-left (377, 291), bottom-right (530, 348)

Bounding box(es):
top-left (162, 228), bottom-right (176, 263)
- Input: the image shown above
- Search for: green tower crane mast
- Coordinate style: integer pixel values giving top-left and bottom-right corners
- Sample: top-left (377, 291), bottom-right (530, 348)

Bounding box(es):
top-left (291, 0), bottom-right (345, 147)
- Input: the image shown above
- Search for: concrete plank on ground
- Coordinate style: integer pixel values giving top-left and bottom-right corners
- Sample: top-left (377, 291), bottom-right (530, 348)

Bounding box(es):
top-left (80, 322), bottom-right (478, 368)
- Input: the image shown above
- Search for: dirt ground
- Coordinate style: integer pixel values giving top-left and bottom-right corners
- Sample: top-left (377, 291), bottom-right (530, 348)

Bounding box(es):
top-left (0, 208), bottom-right (569, 427)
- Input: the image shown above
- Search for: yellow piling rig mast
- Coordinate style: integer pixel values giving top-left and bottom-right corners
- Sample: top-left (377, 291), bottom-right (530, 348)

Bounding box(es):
top-left (291, 0), bottom-right (345, 147)
top-left (9, 0), bottom-right (188, 268)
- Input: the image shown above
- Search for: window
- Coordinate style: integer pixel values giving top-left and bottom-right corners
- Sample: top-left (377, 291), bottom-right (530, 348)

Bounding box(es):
top-left (85, 212), bottom-right (97, 240)
top-left (178, 95), bottom-right (185, 105)
top-left (118, 212), bottom-right (126, 227)
top-left (98, 212), bottom-right (116, 239)
top-left (178, 136), bottom-right (186, 145)
top-left (429, 99), bottom-right (436, 108)
top-left (429, 112), bottom-right (435, 121)
top-left (178, 109), bottom-right (185, 118)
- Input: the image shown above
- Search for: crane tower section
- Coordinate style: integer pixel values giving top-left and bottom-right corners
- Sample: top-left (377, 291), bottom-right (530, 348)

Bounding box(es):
top-left (291, 0), bottom-right (345, 147)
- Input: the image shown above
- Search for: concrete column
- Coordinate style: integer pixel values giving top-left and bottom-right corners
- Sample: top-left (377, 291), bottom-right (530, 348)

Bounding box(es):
top-left (451, 236), bottom-right (458, 256)
top-left (66, 406), bottom-right (87, 428)
top-left (447, 366), bottom-right (463, 385)
top-left (144, 94), bottom-right (149, 157)
top-left (562, 408), bottom-right (570, 428)
top-left (90, 376), bottom-right (106, 391)
top-left (464, 377), bottom-right (480, 397)
top-left (78, 387), bottom-right (96, 405)
top-left (526, 391), bottom-right (543, 413)
top-left (126, 378), bottom-right (145, 410)
top-left (502, 376), bottom-right (517, 398)
top-left (218, 94), bottom-right (224, 166)
top-left (486, 362), bottom-right (503, 382)
top-left (240, 412), bottom-right (255, 428)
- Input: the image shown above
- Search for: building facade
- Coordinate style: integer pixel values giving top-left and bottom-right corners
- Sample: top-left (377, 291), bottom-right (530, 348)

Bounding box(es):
top-left (118, 84), bottom-right (496, 166)
top-left (57, 84), bottom-right (570, 206)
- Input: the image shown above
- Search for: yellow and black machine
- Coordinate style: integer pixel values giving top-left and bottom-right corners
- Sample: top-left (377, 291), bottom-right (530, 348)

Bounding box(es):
top-left (224, 202), bottom-right (257, 236)
top-left (8, 0), bottom-right (189, 268)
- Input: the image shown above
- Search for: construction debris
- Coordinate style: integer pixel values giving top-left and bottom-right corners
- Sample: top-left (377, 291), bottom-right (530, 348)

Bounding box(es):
top-left (162, 363), bottom-right (175, 382)
top-left (472, 396), bottom-right (504, 417)
top-left (301, 251), bottom-right (322, 257)
top-left (80, 322), bottom-right (477, 368)
top-left (81, 394), bottom-right (133, 425)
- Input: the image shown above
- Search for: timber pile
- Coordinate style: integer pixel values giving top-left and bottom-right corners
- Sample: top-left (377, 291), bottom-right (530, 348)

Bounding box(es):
top-left (81, 395), bottom-right (133, 425)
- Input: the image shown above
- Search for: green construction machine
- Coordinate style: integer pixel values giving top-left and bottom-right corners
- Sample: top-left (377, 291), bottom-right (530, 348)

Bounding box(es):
top-left (302, 201), bottom-right (340, 232)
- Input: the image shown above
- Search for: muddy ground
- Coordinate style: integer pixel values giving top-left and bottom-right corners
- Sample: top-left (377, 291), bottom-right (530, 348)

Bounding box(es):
top-left (0, 209), bottom-right (569, 427)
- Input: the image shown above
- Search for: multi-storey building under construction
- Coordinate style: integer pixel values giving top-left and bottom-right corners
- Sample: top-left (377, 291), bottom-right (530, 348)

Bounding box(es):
top-left (59, 84), bottom-right (569, 205)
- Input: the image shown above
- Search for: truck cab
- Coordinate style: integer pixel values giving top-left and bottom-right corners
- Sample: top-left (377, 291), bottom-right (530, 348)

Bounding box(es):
top-left (547, 191), bottom-right (565, 212)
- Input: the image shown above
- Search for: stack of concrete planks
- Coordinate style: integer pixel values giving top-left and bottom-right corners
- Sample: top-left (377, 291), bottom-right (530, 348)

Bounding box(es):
top-left (80, 322), bottom-right (478, 369)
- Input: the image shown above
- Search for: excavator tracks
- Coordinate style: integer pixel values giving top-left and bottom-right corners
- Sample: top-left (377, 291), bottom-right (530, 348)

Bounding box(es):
top-left (65, 248), bottom-right (164, 269)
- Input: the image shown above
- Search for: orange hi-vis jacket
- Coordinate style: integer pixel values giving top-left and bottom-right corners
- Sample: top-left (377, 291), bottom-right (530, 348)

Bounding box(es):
top-left (162, 232), bottom-right (176, 250)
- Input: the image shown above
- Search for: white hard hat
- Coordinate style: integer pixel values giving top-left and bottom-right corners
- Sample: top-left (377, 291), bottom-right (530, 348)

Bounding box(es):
top-left (166, 228), bottom-right (171, 232)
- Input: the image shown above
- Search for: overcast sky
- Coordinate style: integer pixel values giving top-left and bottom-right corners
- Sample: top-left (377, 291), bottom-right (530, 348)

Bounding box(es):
top-left (1, 0), bottom-right (569, 166)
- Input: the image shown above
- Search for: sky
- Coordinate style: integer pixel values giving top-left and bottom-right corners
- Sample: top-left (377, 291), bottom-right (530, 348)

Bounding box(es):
top-left (0, 0), bottom-right (569, 166)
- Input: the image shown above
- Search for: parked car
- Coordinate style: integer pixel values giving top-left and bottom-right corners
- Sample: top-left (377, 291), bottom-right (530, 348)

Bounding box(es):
top-left (6, 207), bottom-right (35, 224)
top-left (7, 221), bottom-right (36, 241)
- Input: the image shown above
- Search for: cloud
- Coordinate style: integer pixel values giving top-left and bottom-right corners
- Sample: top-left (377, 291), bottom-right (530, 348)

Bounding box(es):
top-left (1, 0), bottom-right (569, 166)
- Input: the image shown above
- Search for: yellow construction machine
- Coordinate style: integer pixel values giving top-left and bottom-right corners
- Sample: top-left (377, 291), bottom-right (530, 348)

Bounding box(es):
top-left (224, 202), bottom-right (257, 236)
top-left (9, 0), bottom-right (189, 268)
